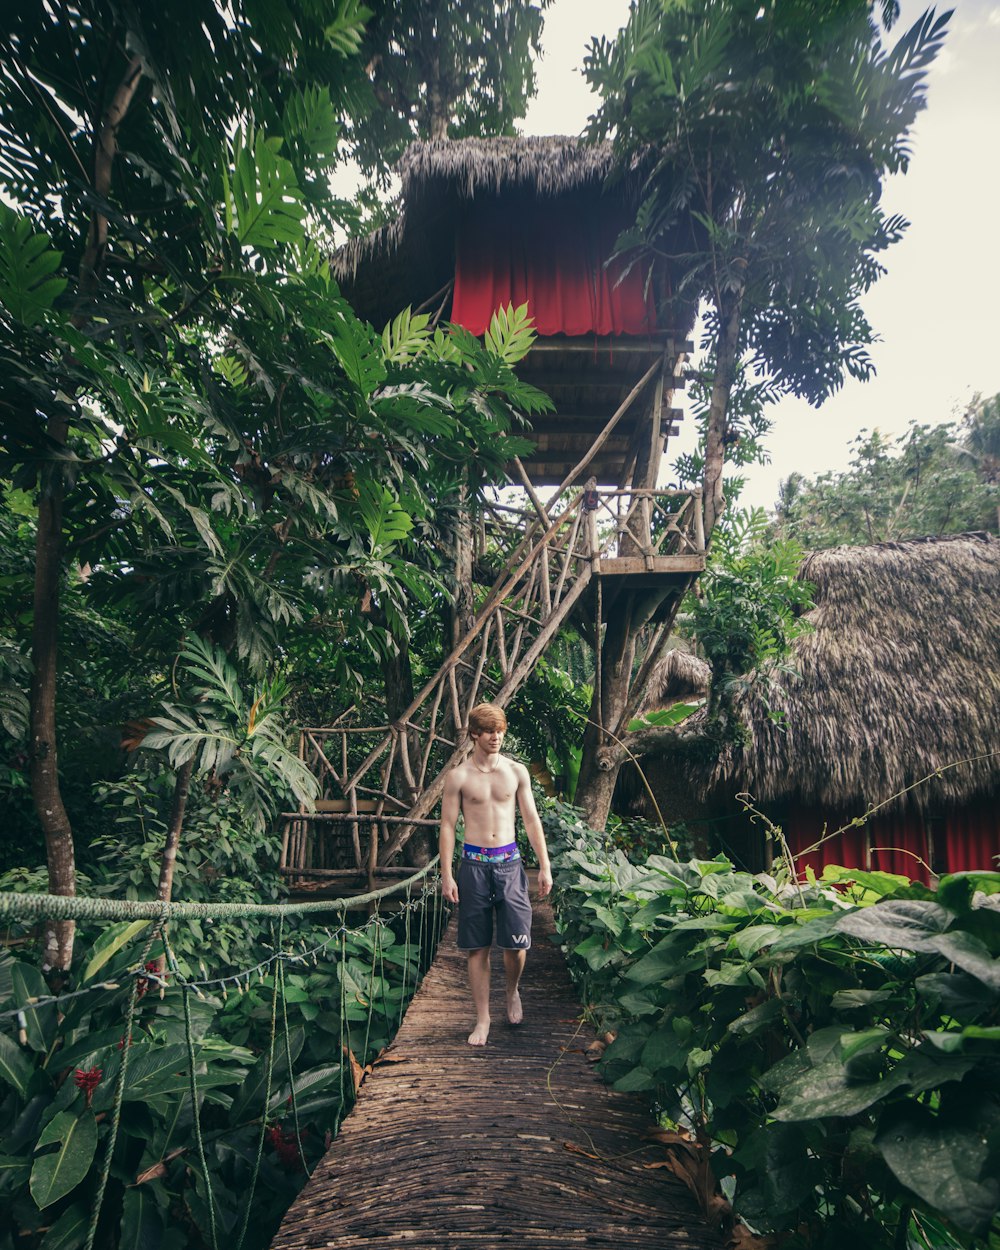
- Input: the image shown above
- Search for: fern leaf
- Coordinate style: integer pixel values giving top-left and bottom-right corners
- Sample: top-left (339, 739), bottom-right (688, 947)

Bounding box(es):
top-left (223, 130), bottom-right (305, 251)
top-left (484, 302), bottom-right (537, 365)
top-left (0, 204), bottom-right (67, 327)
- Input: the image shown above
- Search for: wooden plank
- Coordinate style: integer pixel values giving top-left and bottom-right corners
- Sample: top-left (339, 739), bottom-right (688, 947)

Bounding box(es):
top-left (598, 555), bottom-right (706, 575)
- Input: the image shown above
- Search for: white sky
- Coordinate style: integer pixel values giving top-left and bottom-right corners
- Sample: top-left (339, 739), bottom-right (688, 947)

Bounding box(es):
top-left (521, 0), bottom-right (1000, 511)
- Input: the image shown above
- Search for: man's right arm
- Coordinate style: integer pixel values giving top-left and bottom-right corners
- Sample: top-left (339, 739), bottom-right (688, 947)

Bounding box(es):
top-left (439, 770), bottom-right (461, 903)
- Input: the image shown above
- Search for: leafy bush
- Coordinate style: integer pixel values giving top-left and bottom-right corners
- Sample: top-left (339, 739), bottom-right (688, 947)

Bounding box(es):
top-left (544, 805), bottom-right (1000, 1248)
top-left (0, 889), bottom-right (445, 1250)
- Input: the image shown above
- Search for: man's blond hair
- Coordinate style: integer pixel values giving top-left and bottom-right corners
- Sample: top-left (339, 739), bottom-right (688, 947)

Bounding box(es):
top-left (468, 703), bottom-right (507, 735)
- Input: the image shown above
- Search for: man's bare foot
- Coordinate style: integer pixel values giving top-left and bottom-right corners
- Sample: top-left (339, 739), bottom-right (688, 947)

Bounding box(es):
top-left (506, 989), bottom-right (523, 1025)
top-left (468, 1019), bottom-right (490, 1046)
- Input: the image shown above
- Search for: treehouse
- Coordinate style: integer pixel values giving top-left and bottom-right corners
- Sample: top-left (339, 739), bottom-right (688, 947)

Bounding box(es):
top-left (281, 137), bottom-right (707, 889)
top-left (336, 136), bottom-right (699, 489)
top-left (632, 534), bottom-right (1000, 883)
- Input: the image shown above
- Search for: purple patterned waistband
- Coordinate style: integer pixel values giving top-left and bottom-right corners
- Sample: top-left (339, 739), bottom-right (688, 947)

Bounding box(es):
top-left (462, 841), bottom-right (520, 863)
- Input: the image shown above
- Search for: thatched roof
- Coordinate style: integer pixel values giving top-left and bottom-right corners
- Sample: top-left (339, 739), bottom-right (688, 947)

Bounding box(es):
top-left (638, 648), bottom-right (711, 713)
top-left (334, 136), bottom-right (638, 283)
top-left (710, 532), bottom-right (1000, 812)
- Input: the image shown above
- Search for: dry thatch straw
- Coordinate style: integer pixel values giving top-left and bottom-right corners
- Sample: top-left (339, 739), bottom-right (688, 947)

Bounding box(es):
top-left (333, 135), bottom-right (646, 282)
top-left (638, 648), bottom-right (711, 713)
top-left (710, 532), bottom-right (1000, 812)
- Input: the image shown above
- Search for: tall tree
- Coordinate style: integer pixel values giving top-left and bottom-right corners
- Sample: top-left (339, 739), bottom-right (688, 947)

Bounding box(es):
top-left (351, 0), bottom-right (551, 176)
top-left (571, 0), bottom-right (948, 828)
top-left (0, 1), bottom-right (545, 964)
top-left (773, 415), bottom-right (1000, 547)
top-left (585, 0), bottom-right (949, 542)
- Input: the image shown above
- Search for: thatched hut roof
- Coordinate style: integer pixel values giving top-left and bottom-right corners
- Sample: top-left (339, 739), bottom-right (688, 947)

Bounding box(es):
top-left (710, 532), bottom-right (1000, 812)
top-left (332, 135), bottom-right (667, 336)
top-left (334, 136), bottom-right (640, 284)
top-left (638, 648), bottom-right (711, 713)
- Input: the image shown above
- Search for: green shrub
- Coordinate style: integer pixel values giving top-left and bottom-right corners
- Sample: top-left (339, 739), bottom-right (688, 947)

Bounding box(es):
top-left (544, 805), bottom-right (1000, 1248)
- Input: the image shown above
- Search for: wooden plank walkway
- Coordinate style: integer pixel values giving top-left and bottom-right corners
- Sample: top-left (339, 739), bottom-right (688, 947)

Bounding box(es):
top-left (272, 883), bottom-right (721, 1250)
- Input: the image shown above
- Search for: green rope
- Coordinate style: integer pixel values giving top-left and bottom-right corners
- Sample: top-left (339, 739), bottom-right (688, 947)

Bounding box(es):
top-left (277, 953), bottom-right (310, 1177)
top-left (398, 880), bottom-right (413, 1029)
top-left (0, 859), bottom-right (440, 923)
top-left (335, 927), bottom-right (347, 1134)
top-left (360, 904), bottom-right (381, 1066)
top-left (236, 916), bottom-right (283, 1250)
top-left (181, 974), bottom-right (220, 1250)
top-left (84, 919), bottom-right (165, 1250)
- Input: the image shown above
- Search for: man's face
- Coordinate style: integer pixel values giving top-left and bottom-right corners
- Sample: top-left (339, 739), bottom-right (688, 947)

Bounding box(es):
top-left (473, 725), bottom-right (505, 753)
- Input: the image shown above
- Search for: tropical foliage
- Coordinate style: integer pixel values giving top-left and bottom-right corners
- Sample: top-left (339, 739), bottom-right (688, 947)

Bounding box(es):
top-left (0, 894), bottom-right (444, 1250)
top-left (546, 803), bottom-right (1000, 1248)
top-left (584, 0), bottom-right (949, 539)
top-left (774, 402), bottom-right (1000, 548)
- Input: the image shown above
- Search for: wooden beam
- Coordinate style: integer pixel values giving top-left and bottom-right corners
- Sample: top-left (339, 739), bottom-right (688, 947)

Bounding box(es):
top-left (525, 336), bottom-right (694, 355)
top-left (553, 356), bottom-right (663, 496)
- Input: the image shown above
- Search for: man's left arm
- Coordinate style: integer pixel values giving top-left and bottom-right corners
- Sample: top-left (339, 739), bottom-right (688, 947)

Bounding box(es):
top-left (514, 763), bottom-right (552, 898)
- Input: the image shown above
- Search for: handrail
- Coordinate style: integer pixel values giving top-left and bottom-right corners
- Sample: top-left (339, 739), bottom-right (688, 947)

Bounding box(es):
top-left (0, 857), bottom-right (440, 922)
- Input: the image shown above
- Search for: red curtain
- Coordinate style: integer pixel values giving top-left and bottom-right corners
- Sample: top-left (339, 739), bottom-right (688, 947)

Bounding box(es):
top-left (451, 195), bottom-right (657, 338)
top-left (868, 814), bottom-right (931, 884)
top-left (785, 807), bottom-right (869, 877)
top-left (944, 801), bottom-right (1000, 873)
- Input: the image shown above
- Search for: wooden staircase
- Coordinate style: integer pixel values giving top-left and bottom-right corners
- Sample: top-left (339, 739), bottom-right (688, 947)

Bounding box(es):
top-left (280, 483), bottom-right (705, 887)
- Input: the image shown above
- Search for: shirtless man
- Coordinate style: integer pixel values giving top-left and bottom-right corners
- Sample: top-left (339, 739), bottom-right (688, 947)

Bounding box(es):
top-left (439, 703), bottom-right (553, 1046)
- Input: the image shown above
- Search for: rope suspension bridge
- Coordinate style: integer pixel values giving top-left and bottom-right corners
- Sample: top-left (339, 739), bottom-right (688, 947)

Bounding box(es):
top-left (0, 874), bottom-right (719, 1250)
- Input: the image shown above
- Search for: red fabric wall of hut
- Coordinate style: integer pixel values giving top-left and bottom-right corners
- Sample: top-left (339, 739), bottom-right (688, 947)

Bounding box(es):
top-left (451, 194), bottom-right (657, 338)
top-left (784, 799), bottom-right (999, 885)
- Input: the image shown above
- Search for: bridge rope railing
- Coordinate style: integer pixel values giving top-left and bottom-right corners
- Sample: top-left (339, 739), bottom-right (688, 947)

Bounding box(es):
top-left (0, 862), bottom-right (447, 1250)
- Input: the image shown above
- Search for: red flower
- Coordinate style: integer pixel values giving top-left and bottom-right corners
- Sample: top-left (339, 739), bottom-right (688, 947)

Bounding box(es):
top-left (74, 1066), bottom-right (103, 1107)
top-left (136, 961), bottom-right (167, 998)
top-left (266, 1122), bottom-right (307, 1171)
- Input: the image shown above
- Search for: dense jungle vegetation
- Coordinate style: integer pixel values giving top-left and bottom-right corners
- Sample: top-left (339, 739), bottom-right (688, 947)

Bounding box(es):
top-left (1, 1), bottom-right (996, 1248)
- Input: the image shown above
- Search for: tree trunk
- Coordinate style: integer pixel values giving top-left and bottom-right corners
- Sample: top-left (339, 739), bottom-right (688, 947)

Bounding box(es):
top-left (703, 282), bottom-right (745, 542)
top-left (156, 757), bottom-right (195, 903)
top-left (30, 429), bottom-right (75, 973)
top-left (426, 47), bottom-right (449, 140)
top-left (27, 54), bottom-right (145, 974)
top-left (574, 598), bottom-right (637, 830)
top-left (151, 757), bottom-right (194, 975)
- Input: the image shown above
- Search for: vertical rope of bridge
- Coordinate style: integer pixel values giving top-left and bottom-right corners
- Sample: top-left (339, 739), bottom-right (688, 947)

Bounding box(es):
top-left (415, 879), bottom-right (428, 987)
top-left (277, 950), bottom-right (310, 1177)
top-left (335, 926), bottom-right (347, 1134)
top-left (84, 917), bottom-right (165, 1250)
top-left (235, 915), bottom-right (283, 1250)
top-left (360, 903), bottom-right (381, 1064)
top-left (433, 870), bottom-right (445, 952)
top-left (180, 958), bottom-right (220, 1250)
top-left (398, 880), bottom-right (413, 1028)
top-left (375, 912), bottom-right (391, 1024)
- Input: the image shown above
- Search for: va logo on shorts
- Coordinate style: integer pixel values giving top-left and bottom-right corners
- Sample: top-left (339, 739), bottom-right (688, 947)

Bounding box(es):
top-left (511, 934), bottom-right (529, 946)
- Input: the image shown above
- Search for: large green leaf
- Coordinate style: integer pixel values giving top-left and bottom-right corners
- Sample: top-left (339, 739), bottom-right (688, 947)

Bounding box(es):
top-left (834, 900), bottom-right (952, 952)
top-left (327, 313), bottom-right (386, 396)
top-left (30, 1110), bottom-right (98, 1209)
top-left (120, 1186), bottom-right (165, 1250)
top-left (929, 930), bottom-right (1000, 993)
top-left (82, 920), bottom-right (152, 983)
top-left (484, 302), bottom-right (536, 364)
top-left (356, 481), bottom-right (414, 552)
top-left (39, 1201), bottom-right (88, 1250)
top-left (229, 1027), bottom-right (305, 1125)
top-left (11, 961), bottom-right (57, 1052)
top-left (0, 1030), bottom-right (34, 1098)
top-left (773, 1054), bottom-right (908, 1121)
top-left (0, 203), bottom-right (67, 326)
top-left (223, 130), bottom-right (305, 251)
top-left (875, 1105), bottom-right (999, 1234)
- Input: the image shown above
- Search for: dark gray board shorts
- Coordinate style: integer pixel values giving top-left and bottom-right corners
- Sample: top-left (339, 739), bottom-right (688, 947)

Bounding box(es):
top-left (456, 858), bottom-right (533, 951)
